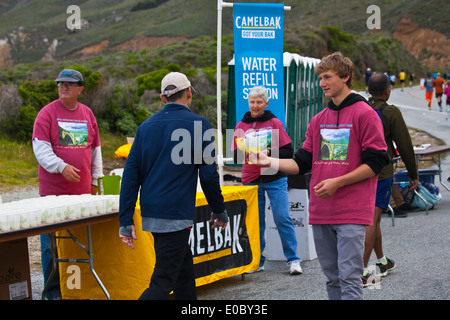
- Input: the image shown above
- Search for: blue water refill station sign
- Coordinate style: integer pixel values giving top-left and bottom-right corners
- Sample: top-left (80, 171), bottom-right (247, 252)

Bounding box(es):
top-left (233, 3), bottom-right (285, 126)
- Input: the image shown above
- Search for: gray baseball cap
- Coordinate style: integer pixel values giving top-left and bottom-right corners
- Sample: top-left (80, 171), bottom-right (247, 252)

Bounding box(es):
top-left (55, 69), bottom-right (84, 84)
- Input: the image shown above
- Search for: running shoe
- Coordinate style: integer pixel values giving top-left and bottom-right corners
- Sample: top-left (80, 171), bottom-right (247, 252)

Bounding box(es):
top-left (288, 260), bottom-right (303, 275)
top-left (245, 266), bottom-right (264, 274)
top-left (376, 257), bottom-right (396, 277)
top-left (362, 272), bottom-right (382, 287)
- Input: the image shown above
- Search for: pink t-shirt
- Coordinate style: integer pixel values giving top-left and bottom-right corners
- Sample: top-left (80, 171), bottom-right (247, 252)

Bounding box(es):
top-left (232, 116), bottom-right (291, 185)
top-left (444, 86), bottom-right (450, 100)
top-left (302, 101), bottom-right (387, 226)
top-left (32, 99), bottom-right (100, 196)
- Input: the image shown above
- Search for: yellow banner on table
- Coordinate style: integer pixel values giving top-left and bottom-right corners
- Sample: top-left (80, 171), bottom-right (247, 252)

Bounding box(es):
top-left (57, 186), bottom-right (260, 300)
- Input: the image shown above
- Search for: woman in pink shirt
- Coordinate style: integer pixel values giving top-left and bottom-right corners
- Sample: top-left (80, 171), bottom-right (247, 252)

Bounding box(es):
top-left (232, 86), bottom-right (302, 275)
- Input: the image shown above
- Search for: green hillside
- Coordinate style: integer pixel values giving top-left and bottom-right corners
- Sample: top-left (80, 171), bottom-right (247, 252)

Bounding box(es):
top-left (0, 0), bottom-right (448, 64)
top-left (0, 0), bottom-right (437, 145)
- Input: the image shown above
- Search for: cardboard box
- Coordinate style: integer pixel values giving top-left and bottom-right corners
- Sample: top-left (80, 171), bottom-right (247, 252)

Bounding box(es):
top-left (265, 188), bottom-right (317, 261)
top-left (0, 238), bottom-right (32, 300)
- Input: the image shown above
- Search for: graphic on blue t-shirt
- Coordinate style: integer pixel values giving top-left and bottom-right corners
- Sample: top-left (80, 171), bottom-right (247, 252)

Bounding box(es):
top-left (318, 128), bottom-right (350, 161)
top-left (58, 121), bottom-right (88, 146)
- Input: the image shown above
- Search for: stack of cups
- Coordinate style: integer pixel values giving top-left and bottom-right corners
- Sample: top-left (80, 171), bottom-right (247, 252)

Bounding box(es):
top-left (0, 193), bottom-right (120, 233)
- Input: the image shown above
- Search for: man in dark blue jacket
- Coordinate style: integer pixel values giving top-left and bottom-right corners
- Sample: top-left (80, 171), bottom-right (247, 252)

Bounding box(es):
top-left (119, 72), bottom-right (228, 300)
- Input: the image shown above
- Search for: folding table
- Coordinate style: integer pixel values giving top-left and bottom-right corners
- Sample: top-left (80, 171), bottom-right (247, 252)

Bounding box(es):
top-left (0, 211), bottom-right (118, 300)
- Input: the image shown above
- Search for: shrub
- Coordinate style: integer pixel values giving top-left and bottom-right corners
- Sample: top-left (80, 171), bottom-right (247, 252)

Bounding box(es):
top-left (136, 69), bottom-right (168, 96)
top-left (115, 110), bottom-right (137, 136)
top-left (68, 64), bottom-right (102, 89)
top-left (2, 104), bottom-right (38, 142)
top-left (101, 83), bottom-right (137, 133)
top-left (17, 80), bottom-right (58, 111)
top-left (321, 26), bottom-right (354, 53)
top-left (135, 63), bottom-right (181, 96)
top-left (134, 107), bottom-right (152, 126)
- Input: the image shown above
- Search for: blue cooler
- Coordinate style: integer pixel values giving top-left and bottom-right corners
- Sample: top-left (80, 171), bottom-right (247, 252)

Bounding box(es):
top-left (394, 169), bottom-right (440, 184)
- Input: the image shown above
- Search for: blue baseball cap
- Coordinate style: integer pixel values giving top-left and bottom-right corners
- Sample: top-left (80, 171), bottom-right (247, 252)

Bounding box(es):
top-left (55, 69), bottom-right (84, 84)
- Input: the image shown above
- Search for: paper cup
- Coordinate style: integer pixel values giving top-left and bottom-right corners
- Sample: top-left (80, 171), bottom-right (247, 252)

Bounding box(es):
top-left (11, 213), bottom-right (21, 230)
top-left (0, 214), bottom-right (10, 231)
top-left (27, 209), bottom-right (40, 227)
top-left (72, 202), bottom-right (82, 219)
top-left (19, 211), bottom-right (30, 228)
top-left (111, 195), bottom-right (120, 211)
top-left (104, 195), bottom-right (113, 213)
top-left (34, 209), bottom-right (42, 225)
top-left (88, 199), bottom-right (97, 215)
top-left (63, 204), bottom-right (73, 220)
top-left (42, 207), bottom-right (55, 223)
top-left (96, 198), bottom-right (106, 214)
top-left (80, 202), bottom-right (90, 217)
top-left (53, 204), bottom-right (65, 222)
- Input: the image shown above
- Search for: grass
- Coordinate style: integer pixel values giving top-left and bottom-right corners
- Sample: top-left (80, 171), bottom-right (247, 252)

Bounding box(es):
top-left (0, 132), bottom-right (128, 194)
top-left (0, 135), bottom-right (38, 192)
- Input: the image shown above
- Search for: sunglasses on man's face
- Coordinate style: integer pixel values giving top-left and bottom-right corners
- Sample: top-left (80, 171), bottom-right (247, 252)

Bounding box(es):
top-left (57, 82), bottom-right (80, 89)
